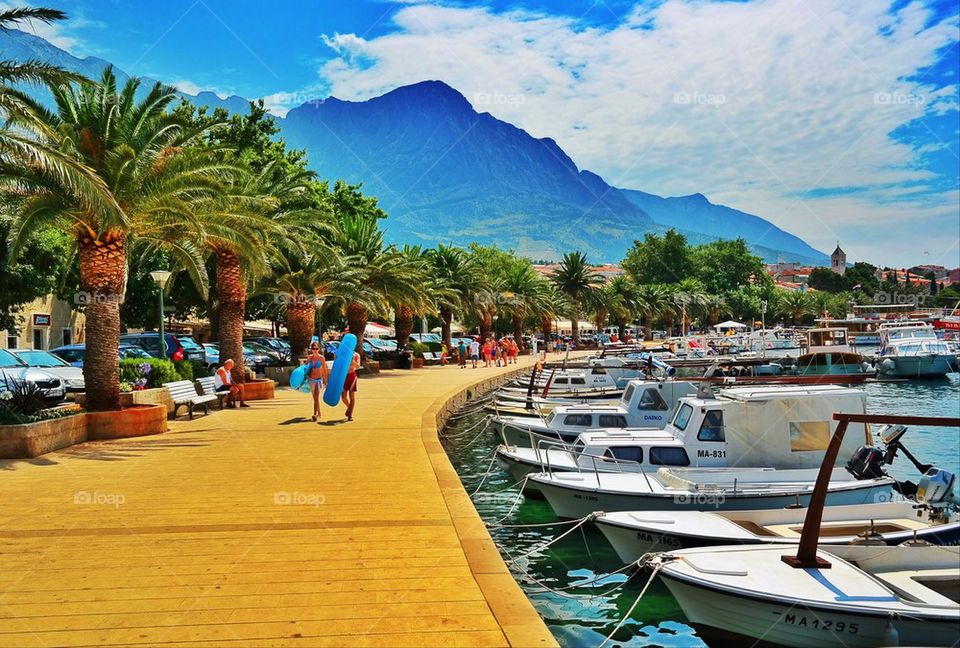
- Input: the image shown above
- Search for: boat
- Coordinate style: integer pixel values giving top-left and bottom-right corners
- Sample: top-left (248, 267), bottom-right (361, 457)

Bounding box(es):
top-left (793, 327), bottom-right (872, 376)
top-left (654, 543), bottom-right (959, 647)
top-left (649, 411), bottom-right (960, 648)
top-left (876, 320), bottom-right (958, 378)
top-left (529, 466), bottom-right (894, 519)
top-left (491, 379), bottom-right (700, 447)
top-left (816, 316), bottom-right (883, 346)
top-left (596, 499), bottom-right (960, 561)
top-left (496, 383), bottom-right (876, 483)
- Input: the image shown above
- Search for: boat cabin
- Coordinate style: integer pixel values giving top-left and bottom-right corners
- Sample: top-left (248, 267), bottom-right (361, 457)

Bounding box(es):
top-left (804, 327), bottom-right (852, 353)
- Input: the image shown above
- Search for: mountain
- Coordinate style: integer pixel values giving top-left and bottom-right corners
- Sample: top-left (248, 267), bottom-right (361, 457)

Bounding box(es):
top-left (619, 190), bottom-right (826, 264)
top-left (1, 29), bottom-right (827, 264)
top-left (281, 81), bottom-right (654, 260)
top-left (0, 28), bottom-right (249, 115)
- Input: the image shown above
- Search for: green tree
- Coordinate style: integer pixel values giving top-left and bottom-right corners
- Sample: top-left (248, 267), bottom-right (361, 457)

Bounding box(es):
top-left (689, 238), bottom-right (766, 295)
top-left (807, 267), bottom-right (847, 292)
top-left (622, 229), bottom-right (692, 285)
top-left (0, 213), bottom-right (69, 332)
top-left (427, 245), bottom-right (486, 350)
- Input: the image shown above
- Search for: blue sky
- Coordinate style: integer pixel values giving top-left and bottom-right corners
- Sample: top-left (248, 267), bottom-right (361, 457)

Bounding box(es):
top-left (20, 0), bottom-right (960, 267)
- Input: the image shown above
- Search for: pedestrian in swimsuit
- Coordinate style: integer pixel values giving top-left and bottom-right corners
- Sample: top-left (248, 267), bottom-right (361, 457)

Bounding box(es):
top-left (306, 342), bottom-right (329, 422)
top-left (341, 351), bottom-right (361, 421)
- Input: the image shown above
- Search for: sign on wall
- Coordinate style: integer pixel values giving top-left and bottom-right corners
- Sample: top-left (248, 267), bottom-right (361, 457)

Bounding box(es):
top-left (32, 314), bottom-right (51, 327)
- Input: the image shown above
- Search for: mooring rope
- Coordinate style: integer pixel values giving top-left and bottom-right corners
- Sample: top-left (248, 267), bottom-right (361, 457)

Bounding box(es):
top-left (504, 513), bottom-right (597, 564)
top-left (442, 415), bottom-right (490, 440)
top-left (486, 476), bottom-right (529, 525)
top-left (500, 544), bottom-right (636, 600)
top-left (470, 452), bottom-right (502, 497)
top-left (597, 555), bottom-right (671, 648)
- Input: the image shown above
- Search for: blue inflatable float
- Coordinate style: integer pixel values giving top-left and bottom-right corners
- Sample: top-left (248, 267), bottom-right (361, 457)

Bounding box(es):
top-left (323, 334), bottom-right (357, 406)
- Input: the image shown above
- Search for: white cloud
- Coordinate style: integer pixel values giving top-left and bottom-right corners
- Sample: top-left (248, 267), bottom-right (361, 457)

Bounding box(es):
top-left (311, 0), bottom-right (959, 266)
top-left (0, 2), bottom-right (103, 55)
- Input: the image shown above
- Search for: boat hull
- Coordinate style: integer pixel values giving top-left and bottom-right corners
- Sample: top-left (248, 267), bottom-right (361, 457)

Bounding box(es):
top-left (534, 477), bottom-right (892, 519)
top-left (878, 354), bottom-right (957, 378)
top-left (596, 516), bottom-right (960, 563)
top-left (793, 352), bottom-right (867, 376)
top-left (660, 571), bottom-right (959, 648)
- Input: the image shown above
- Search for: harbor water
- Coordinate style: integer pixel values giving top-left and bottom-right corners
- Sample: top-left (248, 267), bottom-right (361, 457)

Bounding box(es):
top-left (440, 373), bottom-right (960, 647)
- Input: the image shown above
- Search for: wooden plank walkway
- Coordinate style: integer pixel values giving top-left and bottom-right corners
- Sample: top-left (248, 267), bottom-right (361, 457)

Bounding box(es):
top-left (0, 357), bottom-right (559, 647)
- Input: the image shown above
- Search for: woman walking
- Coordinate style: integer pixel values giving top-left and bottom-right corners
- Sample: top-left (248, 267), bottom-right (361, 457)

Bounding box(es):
top-left (305, 342), bottom-right (329, 422)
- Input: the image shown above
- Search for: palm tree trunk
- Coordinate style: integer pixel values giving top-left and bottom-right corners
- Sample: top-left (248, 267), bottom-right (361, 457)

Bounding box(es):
top-left (541, 316), bottom-right (552, 352)
top-left (479, 310), bottom-right (493, 340)
top-left (571, 305), bottom-right (580, 344)
top-left (216, 249), bottom-right (246, 384)
top-left (440, 307), bottom-right (453, 351)
top-left (617, 317), bottom-right (627, 340)
top-left (643, 312), bottom-right (653, 341)
top-left (512, 314), bottom-right (524, 349)
top-left (346, 301), bottom-right (368, 360)
top-left (78, 231), bottom-right (126, 411)
top-left (286, 299), bottom-right (315, 361)
top-left (394, 304), bottom-right (414, 347)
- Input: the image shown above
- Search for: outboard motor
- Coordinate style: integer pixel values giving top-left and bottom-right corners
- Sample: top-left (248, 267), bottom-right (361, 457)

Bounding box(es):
top-left (917, 468), bottom-right (960, 508)
top-left (847, 445), bottom-right (886, 480)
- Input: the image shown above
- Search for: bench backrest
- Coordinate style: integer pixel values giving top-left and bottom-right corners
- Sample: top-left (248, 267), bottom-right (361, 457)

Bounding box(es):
top-left (164, 380), bottom-right (199, 401)
top-left (196, 376), bottom-right (217, 395)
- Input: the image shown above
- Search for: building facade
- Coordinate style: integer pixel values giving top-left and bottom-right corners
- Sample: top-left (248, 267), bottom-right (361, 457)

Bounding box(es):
top-left (1, 295), bottom-right (85, 351)
top-left (830, 244), bottom-right (846, 275)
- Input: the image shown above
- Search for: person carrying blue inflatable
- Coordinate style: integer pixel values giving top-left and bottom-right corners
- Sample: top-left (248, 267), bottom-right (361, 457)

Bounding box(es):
top-left (305, 342), bottom-right (329, 422)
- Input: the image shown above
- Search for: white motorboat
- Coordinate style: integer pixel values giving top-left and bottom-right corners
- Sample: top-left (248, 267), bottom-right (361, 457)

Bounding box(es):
top-left (597, 499), bottom-right (960, 561)
top-left (655, 543), bottom-right (959, 647)
top-left (491, 380), bottom-right (700, 447)
top-left (649, 410), bottom-right (960, 648)
top-left (529, 466), bottom-right (894, 519)
top-left (877, 321), bottom-right (958, 378)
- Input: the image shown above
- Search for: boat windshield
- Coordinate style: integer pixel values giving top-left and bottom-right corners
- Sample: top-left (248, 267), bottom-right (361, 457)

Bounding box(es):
top-left (673, 403), bottom-right (694, 431)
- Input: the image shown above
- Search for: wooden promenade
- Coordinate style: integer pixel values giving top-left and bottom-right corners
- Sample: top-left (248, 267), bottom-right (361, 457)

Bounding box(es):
top-left (0, 358), bottom-right (558, 647)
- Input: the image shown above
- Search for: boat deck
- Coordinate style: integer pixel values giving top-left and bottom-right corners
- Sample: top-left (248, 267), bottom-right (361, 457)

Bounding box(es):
top-left (0, 358), bottom-right (559, 646)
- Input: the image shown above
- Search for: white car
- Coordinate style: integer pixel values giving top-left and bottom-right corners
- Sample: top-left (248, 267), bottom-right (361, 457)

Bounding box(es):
top-left (10, 349), bottom-right (85, 392)
top-left (0, 349), bottom-right (66, 402)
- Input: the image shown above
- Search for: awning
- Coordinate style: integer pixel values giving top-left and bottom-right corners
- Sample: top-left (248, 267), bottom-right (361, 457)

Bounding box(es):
top-left (714, 320), bottom-right (748, 330)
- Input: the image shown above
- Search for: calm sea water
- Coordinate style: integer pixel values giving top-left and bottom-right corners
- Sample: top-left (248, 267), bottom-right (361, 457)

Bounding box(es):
top-left (440, 373), bottom-right (960, 648)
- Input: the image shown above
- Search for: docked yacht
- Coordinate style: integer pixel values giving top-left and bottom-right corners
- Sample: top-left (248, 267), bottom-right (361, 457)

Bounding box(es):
top-left (491, 380), bottom-right (700, 447)
top-left (877, 320), bottom-right (958, 378)
top-left (497, 383), bottom-right (874, 484)
top-left (793, 327), bottom-right (871, 376)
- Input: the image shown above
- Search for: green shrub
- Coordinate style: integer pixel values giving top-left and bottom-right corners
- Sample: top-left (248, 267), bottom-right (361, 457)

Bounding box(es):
top-left (173, 360), bottom-right (194, 381)
top-left (119, 358), bottom-right (179, 389)
top-left (190, 360), bottom-right (212, 378)
top-left (409, 341), bottom-right (430, 358)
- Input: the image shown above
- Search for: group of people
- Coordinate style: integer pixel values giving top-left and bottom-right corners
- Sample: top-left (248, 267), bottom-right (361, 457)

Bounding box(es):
top-left (456, 336), bottom-right (519, 369)
top-left (304, 342), bottom-right (361, 422)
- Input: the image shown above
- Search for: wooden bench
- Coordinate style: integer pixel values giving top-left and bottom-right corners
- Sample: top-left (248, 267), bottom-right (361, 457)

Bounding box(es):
top-left (163, 380), bottom-right (218, 419)
top-left (195, 376), bottom-right (227, 409)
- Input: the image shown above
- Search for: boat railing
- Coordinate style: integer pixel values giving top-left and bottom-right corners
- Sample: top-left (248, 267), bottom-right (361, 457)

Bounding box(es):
top-left (576, 452), bottom-right (655, 491)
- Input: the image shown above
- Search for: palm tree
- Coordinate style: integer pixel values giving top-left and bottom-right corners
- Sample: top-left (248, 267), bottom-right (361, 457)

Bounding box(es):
top-left (673, 278), bottom-right (708, 334)
top-left (390, 246), bottom-right (434, 348)
top-left (703, 294), bottom-right (729, 327)
top-left (499, 264), bottom-right (547, 348)
top-left (332, 216), bottom-right (424, 348)
top-left (777, 290), bottom-right (814, 325)
top-left (8, 69), bottom-right (227, 410)
top-left (551, 251), bottom-right (600, 344)
top-left (427, 245), bottom-right (485, 351)
top-left (534, 286), bottom-right (570, 352)
top-left (605, 275), bottom-right (641, 339)
top-left (636, 284), bottom-right (673, 340)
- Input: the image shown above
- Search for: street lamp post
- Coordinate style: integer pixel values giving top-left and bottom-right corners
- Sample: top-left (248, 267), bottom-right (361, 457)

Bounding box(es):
top-left (150, 271), bottom-right (172, 358)
top-left (760, 299), bottom-right (768, 359)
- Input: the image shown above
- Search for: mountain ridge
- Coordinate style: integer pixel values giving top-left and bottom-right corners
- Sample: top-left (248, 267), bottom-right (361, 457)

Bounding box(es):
top-left (0, 29), bottom-right (828, 265)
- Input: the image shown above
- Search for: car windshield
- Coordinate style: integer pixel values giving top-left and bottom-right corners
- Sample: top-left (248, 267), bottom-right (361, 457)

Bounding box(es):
top-left (176, 336), bottom-right (204, 350)
top-left (0, 349), bottom-right (26, 368)
top-left (13, 350), bottom-right (68, 367)
top-left (246, 342), bottom-right (271, 353)
top-left (54, 349), bottom-right (84, 362)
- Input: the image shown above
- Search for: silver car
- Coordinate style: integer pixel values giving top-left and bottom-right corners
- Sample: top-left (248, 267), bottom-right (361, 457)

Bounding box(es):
top-left (0, 349), bottom-right (66, 402)
top-left (10, 349), bottom-right (85, 392)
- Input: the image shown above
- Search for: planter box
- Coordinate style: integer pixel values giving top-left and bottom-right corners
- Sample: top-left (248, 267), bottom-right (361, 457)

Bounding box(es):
top-left (0, 413), bottom-right (87, 459)
top-left (364, 361), bottom-right (380, 375)
top-left (412, 358), bottom-right (425, 369)
top-left (265, 365), bottom-right (296, 386)
top-left (377, 359), bottom-right (396, 370)
top-left (120, 387), bottom-right (175, 417)
top-left (87, 404), bottom-right (167, 440)
top-left (243, 378), bottom-right (275, 401)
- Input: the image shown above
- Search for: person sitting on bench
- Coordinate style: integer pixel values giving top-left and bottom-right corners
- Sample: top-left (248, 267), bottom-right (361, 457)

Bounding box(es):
top-left (215, 359), bottom-right (248, 408)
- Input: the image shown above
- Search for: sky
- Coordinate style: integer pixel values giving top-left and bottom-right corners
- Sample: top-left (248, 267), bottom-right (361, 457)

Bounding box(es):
top-left (21, 0), bottom-right (960, 268)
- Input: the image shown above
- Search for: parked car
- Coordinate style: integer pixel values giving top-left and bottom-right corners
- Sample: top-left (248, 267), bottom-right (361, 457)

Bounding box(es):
top-left (245, 337), bottom-right (291, 361)
top-left (203, 343), bottom-right (273, 373)
top-left (244, 341), bottom-right (284, 365)
top-left (51, 343), bottom-right (153, 368)
top-left (119, 332), bottom-right (206, 363)
top-left (0, 349), bottom-right (66, 403)
top-left (9, 349), bottom-right (85, 392)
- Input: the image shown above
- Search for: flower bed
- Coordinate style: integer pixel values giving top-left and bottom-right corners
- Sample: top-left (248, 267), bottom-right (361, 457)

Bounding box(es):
top-left (86, 404), bottom-right (167, 440)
